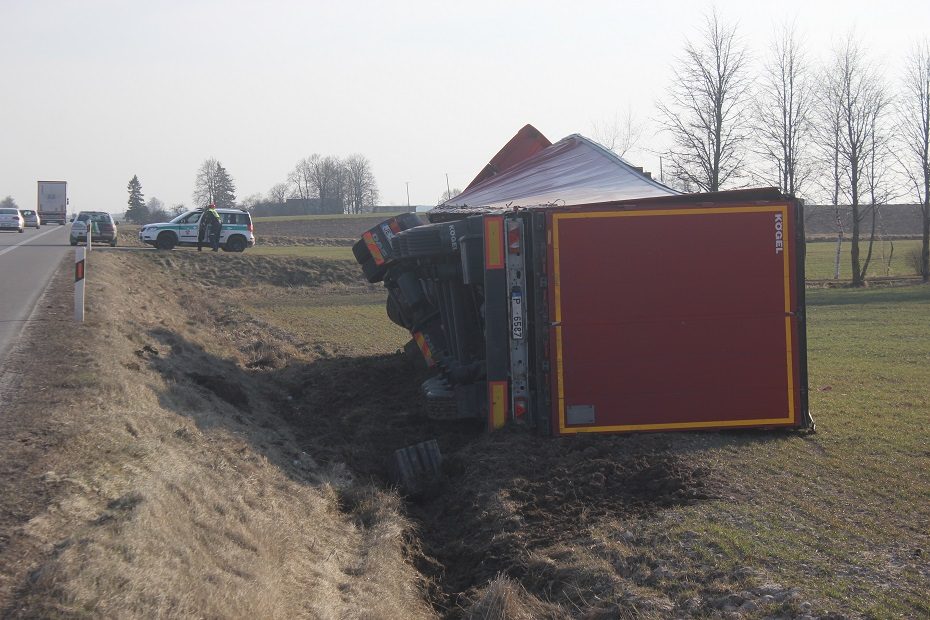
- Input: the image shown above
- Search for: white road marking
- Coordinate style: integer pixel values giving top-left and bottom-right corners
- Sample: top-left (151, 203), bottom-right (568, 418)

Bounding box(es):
top-left (0, 226), bottom-right (64, 257)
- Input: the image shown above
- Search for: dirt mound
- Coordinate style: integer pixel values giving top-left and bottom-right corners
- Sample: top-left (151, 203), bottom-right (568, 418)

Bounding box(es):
top-left (413, 432), bottom-right (718, 607)
top-left (269, 348), bottom-right (726, 616)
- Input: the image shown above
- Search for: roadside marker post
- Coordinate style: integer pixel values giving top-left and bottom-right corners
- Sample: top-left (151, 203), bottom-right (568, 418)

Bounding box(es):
top-left (75, 246), bottom-right (85, 323)
top-left (87, 220), bottom-right (97, 252)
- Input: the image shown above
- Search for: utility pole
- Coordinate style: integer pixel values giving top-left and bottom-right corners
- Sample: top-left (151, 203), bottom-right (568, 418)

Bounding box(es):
top-left (445, 173), bottom-right (451, 198)
top-left (405, 182), bottom-right (410, 208)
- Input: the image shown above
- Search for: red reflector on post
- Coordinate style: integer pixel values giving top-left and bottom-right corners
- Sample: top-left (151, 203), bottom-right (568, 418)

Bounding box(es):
top-left (507, 220), bottom-right (521, 254)
top-left (514, 397), bottom-right (527, 418)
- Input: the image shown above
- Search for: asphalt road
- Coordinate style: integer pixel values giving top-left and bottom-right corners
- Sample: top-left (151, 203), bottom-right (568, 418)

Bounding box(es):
top-left (0, 224), bottom-right (71, 365)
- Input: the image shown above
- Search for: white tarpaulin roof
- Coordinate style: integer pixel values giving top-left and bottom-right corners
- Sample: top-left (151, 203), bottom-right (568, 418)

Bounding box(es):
top-left (434, 134), bottom-right (678, 214)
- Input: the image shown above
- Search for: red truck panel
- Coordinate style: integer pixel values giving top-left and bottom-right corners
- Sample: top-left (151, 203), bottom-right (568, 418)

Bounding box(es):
top-left (547, 204), bottom-right (802, 435)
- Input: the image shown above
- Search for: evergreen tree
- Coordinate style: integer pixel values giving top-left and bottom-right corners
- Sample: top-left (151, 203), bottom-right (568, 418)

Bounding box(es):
top-left (214, 164), bottom-right (237, 209)
top-left (126, 175), bottom-right (148, 223)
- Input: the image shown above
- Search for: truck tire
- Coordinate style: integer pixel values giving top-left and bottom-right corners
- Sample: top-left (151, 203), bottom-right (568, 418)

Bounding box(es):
top-left (390, 439), bottom-right (442, 495)
top-left (156, 232), bottom-right (177, 250)
top-left (352, 237), bottom-right (372, 264)
top-left (386, 293), bottom-right (406, 327)
top-left (360, 257), bottom-right (387, 283)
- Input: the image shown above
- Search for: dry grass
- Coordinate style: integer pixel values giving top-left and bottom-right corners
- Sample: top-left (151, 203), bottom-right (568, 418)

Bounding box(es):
top-left (0, 252), bottom-right (432, 619)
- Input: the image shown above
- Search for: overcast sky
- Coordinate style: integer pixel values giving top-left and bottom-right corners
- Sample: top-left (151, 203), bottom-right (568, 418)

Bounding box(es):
top-left (2, 0), bottom-right (928, 213)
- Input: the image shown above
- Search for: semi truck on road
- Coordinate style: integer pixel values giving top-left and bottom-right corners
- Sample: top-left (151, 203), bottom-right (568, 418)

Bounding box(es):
top-left (356, 126), bottom-right (811, 440)
top-left (37, 180), bottom-right (68, 225)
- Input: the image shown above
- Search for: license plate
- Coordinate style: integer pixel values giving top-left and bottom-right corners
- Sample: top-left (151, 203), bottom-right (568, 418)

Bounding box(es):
top-left (510, 289), bottom-right (524, 339)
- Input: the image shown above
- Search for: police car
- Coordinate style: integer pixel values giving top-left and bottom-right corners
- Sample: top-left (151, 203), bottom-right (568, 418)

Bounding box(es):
top-left (139, 208), bottom-right (255, 251)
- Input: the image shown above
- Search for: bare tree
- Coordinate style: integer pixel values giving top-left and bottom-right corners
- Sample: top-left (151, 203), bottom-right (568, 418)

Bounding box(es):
top-left (193, 158), bottom-right (220, 207)
top-left (898, 40), bottom-right (930, 282)
top-left (344, 154), bottom-right (379, 214)
top-left (820, 35), bottom-right (890, 287)
top-left (288, 157), bottom-right (315, 207)
top-left (591, 107), bottom-right (642, 158)
top-left (812, 66), bottom-right (848, 279)
top-left (192, 158), bottom-right (236, 208)
top-left (267, 182), bottom-right (292, 205)
top-left (438, 188), bottom-right (463, 205)
top-left (312, 155), bottom-right (345, 213)
top-left (754, 21), bottom-right (814, 196)
top-left (288, 154), bottom-right (345, 213)
top-left (657, 11), bottom-right (752, 192)
top-left (239, 193), bottom-right (264, 211)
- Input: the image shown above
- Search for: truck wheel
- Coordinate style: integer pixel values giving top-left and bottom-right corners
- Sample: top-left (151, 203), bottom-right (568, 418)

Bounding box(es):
top-left (352, 237), bottom-right (372, 263)
top-left (390, 439), bottom-right (442, 495)
top-left (361, 257), bottom-right (387, 283)
top-left (386, 293), bottom-right (406, 327)
top-left (156, 232), bottom-right (177, 250)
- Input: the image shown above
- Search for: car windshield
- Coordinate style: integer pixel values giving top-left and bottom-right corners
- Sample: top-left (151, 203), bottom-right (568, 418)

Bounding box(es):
top-left (22, 210), bottom-right (35, 216)
top-left (0, 208), bottom-right (18, 215)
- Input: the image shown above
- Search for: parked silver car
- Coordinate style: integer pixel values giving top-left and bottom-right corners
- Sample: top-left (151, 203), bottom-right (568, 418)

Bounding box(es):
top-left (20, 209), bottom-right (41, 229)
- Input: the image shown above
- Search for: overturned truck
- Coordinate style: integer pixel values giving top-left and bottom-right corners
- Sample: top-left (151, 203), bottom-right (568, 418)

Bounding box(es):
top-left (355, 125), bottom-right (811, 439)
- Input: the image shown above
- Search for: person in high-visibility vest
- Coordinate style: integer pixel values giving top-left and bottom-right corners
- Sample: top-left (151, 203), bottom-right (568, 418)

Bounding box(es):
top-left (198, 204), bottom-right (222, 252)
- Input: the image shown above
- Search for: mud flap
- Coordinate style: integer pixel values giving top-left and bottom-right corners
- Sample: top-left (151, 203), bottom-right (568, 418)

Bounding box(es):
top-left (390, 439), bottom-right (442, 495)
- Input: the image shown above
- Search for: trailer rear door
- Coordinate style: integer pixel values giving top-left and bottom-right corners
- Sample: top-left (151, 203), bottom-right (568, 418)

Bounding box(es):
top-left (547, 202), bottom-right (805, 435)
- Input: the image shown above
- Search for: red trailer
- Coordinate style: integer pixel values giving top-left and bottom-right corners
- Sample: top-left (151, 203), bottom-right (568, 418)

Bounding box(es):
top-left (540, 195), bottom-right (806, 434)
top-left (355, 127), bottom-right (811, 442)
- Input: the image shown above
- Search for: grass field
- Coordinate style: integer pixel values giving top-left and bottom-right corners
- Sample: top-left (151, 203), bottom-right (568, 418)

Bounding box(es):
top-left (805, 238), bottom-right (922, 280)
top-left (242, 288), bottom-right (406, 357)
top-left (646, 283), bottom-right (930, 617)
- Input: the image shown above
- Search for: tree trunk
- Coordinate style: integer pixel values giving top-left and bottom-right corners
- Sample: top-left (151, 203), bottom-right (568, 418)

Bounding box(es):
top-left (833, 233), bottom-right (843, 280)
top-left (861, 206), bottom-right (877, 282)
top-left (851, 204), bottom-right (862, 287)
top-left (922, 203), bottom-right (930, 283)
